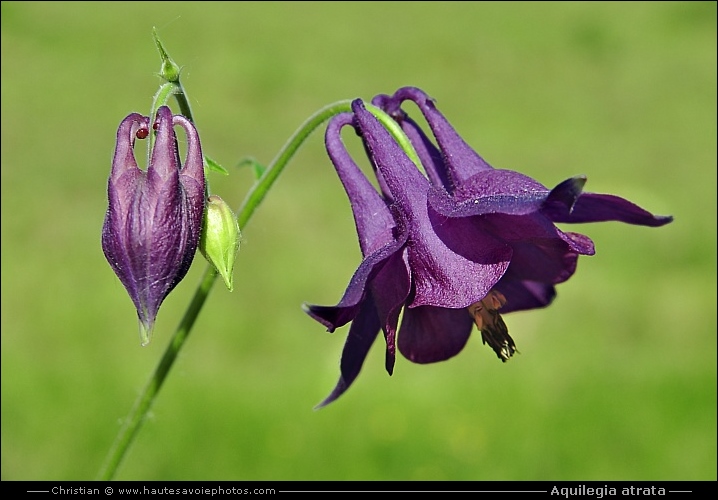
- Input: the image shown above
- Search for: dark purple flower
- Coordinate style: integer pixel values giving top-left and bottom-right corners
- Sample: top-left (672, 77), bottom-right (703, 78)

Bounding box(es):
top-left (305, 90), bottom-right (672, 407)
top-left (102, 106), bottom-right (205, 345)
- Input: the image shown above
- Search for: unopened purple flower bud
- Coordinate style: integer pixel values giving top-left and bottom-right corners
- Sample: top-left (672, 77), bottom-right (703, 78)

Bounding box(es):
top-left (102, 106), bottom-right (206, 345)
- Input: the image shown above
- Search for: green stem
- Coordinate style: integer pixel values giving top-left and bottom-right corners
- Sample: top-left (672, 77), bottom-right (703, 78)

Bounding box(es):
top-left (96, 267), bottom-right (218, 481)
top-left (173, 86), bottom-right (194, 123)
top-left (96, 99), bottom-right (352, 481)
top-left (150, 81), bottom-right (194, 124)
top-left (236, 100), bottom-right (352, 229)
top-left (364, 103), bottom-right (423, 171)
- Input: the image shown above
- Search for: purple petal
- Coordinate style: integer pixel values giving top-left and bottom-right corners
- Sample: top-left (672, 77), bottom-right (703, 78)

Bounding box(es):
top-left (397, 305), bottom-right (474, 363)
top-left (369, 249), bottom-right (411, 375)
top-left (388, 86), bottom-right (495, 183)
top-left (353, 100), bottom-right (513, 309)
top-left (325, 113), bottom-right (396, 255)
top-left (102, 113), bottom-right (149, 308)
top-left (107, 113), bottom-right (147, 189)
top-left (495, 276), bottom-right (557, 313)
top-left (543, 190), bottom-right (673, 227)
top-left (315, 297), bottom-right (382, 409)
top-left (373, 93), bottom-right (453, 191)
top-left (428, 169), bottom-right (549, 219)
top-left (304, 235), bottom-right (407, 332)
top-left (542, 175), bottom-right (587, 214)
top-left (351, 100), bottom-right (430, 218)
top-left (490, 211), bottom-right (596, 275)
top-left (147, 106), bottom-right (181, 185)
top-left (173, 113), bottom-right (206, 231)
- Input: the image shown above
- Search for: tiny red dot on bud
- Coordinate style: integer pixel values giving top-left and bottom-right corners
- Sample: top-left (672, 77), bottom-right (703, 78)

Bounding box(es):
top-left (152, 122), bottom-right (159, 131)
top-left (135, 127), bottom-right (149, 139)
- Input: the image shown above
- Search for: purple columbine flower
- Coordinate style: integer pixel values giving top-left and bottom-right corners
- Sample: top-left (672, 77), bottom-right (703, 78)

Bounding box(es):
top-left (102, 106), bottom-right (205, 345)
top-left (305, 92), bottom-right (672, 407)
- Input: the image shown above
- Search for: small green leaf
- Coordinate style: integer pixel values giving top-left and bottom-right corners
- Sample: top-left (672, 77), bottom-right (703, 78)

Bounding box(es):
top-left (204, 156), bottom-right (229, 176)
top-left (237, 157), bottom-right (267, 179)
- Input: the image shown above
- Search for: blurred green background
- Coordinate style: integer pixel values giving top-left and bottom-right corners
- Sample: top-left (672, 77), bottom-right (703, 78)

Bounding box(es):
top-left (1, 1), bottom-right (716, 481)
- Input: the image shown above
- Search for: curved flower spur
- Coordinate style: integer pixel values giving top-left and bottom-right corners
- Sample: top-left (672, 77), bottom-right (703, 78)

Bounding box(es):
top-left (102, 106), bottom-right (206, 346)
top-left (305, 92), bottom-right (672, 407)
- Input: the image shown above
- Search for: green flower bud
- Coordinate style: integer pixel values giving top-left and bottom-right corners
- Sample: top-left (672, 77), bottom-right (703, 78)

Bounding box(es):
top-left (153, 28), bottom-right (181, 83)
top-left (200, 195), bottom-right (240, 291)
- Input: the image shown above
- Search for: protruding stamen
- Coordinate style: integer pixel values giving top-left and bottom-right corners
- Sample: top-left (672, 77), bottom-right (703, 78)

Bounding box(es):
top-left (468, 289), bottom-right (517, 362)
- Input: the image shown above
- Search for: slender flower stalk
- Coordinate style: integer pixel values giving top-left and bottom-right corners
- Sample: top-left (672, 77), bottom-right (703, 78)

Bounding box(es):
top-left (97, 95), bottom-right (353, 480)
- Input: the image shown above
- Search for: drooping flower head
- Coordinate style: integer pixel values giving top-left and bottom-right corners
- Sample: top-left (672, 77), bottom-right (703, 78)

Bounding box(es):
top-left (305, 90), bottom-right (672, 407)
top-left (102, 106), bottom-right (206, 345)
